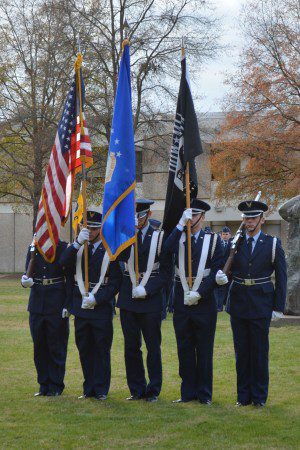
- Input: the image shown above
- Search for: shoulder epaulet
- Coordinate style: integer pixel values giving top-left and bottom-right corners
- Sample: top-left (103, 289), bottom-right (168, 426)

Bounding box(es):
top-left (266, 233), bottom-right (278, 239)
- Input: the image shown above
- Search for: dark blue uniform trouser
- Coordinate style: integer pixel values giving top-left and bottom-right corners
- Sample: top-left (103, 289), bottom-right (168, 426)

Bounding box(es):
top-left (29, 313), bottom-right (69, 394)
top-left (120, 309), bottom-right (162, 398)
top-left (74, 316), bottom-right (113, 397)
top-left (230, 315), bottom-right (271, 404)
top-left (173, 311), bottom-right (217, 402)
top-left (214, 285), bottom-right (228, 312)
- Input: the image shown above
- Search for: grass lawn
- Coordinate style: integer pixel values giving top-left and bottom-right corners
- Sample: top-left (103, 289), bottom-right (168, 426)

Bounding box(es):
top-left (0, 278), bottom-right (299, 449)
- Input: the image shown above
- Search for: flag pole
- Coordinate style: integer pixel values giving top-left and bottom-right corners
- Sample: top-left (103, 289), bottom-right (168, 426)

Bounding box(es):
top-left (75, 39), bottom-right (89, 295)
top-left (69, 204), bottom-right (73, 243)
top-left (182, 39), bottom-right (192, 289)
top-left (134, 190), bottom-right (140, 284)
top-left (123, 19), bottom-right (139, 283)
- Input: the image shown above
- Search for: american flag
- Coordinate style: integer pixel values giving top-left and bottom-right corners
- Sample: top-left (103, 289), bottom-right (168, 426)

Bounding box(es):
top-left (35, 66), bottom-right (93, 262)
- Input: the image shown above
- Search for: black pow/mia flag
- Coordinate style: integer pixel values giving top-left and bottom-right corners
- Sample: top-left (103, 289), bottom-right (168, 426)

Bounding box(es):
top-left (162, 54), bottom-right (202, 234)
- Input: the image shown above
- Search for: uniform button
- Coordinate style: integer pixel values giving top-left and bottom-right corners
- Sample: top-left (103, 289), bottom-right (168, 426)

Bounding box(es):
top-left (43, 267), bottom-right (46, 269)
top-left (43, 275), bottom-right (46, 278)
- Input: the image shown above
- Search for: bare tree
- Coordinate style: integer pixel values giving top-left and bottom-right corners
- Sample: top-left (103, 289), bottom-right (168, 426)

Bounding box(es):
top-left (0, 0), bottom-right (75, 226)
top-left (58, 0), bottom-right (221, 155)
top-left (0, 0), bottom-right (221, 227)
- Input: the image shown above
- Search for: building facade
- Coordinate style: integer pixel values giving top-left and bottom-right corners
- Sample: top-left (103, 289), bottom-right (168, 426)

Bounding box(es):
top-left (0, 112), bottom-right (287, 273)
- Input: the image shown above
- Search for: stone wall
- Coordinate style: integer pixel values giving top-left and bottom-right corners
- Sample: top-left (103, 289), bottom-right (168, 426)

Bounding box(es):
top-left (0, 212), bottom-right (32, 272)
top-left (0, 206), bottom-right (72, 273)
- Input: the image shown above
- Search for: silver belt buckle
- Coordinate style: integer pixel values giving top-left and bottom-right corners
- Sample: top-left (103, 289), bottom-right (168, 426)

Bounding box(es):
top-left (244, 278), bottom-right (254, 286)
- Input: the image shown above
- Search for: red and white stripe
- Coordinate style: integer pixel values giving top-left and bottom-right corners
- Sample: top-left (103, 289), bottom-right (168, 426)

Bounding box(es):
top-left (74, 113), bottom-right (92, 173)
top-left (35, 113), bottom-right (93, 262)
top-left (35, 133), bottom-right (71, 262)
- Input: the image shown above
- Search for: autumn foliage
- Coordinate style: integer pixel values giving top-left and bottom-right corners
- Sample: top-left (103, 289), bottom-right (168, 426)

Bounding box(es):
top-left (212, 0), bottom-right (300, 205)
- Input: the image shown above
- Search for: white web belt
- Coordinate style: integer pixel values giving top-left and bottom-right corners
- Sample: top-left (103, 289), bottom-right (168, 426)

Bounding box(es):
top-left (127, 231), bottom-right (160, 288)
top-left (75, 245), bottom-right (110, 296)
top-left (178, 232), bottom-right (211, 293)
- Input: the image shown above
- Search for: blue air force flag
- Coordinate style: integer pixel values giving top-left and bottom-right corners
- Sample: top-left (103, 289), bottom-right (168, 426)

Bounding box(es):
top-left (100, 42), bottom-right (136, 260)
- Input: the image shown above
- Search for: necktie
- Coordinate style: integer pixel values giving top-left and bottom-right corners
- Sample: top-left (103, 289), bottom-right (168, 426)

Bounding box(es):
top-left (191, 235), bottom-right (196, 249)
top-left (88, 243), bottom-right (94, 258)
top-left (247, 237), bottom-right (254, 257)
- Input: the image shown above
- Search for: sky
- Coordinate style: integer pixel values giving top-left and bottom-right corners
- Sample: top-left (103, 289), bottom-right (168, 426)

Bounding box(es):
top-left (193, 0), bottom-right (244, 113)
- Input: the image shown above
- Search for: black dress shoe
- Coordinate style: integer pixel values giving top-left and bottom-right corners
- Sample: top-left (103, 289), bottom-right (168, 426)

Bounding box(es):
top-left (126, 395), bottom-right (143, 401)
top-left (95, 394), bottom-right (107, 401)
top-left (34, 391), bottom-right (47, 397)
top-left (199, 399), bottom-right (212, 406)
top-left (236, 401), bottom-right (251, 407)
top-left (46, 391), bottom-right (61, 397)
top-left (145, 396), bottom-right (158, 403)
top-left (172, 398), bottom-right (190, 403)
top-left (253, 402), bottom-right (265, 408)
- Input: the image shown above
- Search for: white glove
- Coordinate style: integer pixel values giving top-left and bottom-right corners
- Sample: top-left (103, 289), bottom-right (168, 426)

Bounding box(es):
top-left (135, 215), bottom-right (138, 227)
top-left (184, 290), bottom-right (201, 306)
top-left (77, 228), bottom-right (90, 245)
top-left (62, 308), bottom-right (71, 318)
top-left (132, 285), bottom-right (147, 298)
top-left (81, 293), bottom-right (96, 309)
top-left (21, 275), bottom-right (34, 288)
top-left (215, 270), bottom-right (228, 286)
top-left (272, 311), bottom-right (283, 321)
top-left (178, 208), bottom-right (192, 227)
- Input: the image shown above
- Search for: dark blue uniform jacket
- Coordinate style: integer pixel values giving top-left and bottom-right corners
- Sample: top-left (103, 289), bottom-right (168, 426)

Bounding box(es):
top-left (117, 225), bottom-right (173, 313)
top-left (59, 242), bottom-right (122, 319)
top-left (226, 233), bottom-right (287, 319)
top-left (162, 228), bottom-right (224, 314)
top-left (25, 241), bottom-right (69, 315)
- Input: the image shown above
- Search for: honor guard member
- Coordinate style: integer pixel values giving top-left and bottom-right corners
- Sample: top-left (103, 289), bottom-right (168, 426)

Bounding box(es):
top-left (220, 226), bottom-right (232, 250)
top-left (215, 226), bottom-right (232, 312)
top-left (149, 218), bottom-right (168, 320)
top-left (117, 198), bottom-right (171, 403)
top-left (21, 240), bottom-right (70, 397)
top-left (59, 209), bottom-right (122, 401)
top-left (163, 199), bottom-right (224, 404)
top-left (218, 200), bottom-right (287, 407)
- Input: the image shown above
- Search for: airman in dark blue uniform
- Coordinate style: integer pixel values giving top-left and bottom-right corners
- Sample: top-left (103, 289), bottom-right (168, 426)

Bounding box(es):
top-left (21, 240), bottom-right (70, 396)
top-left (117, 199), bottom-right (171, 402)
top-left (59, 209), bottom-right (122, 400)
top-left (149, 218), bottom-right (170, 321)
top-left (163, 199), bottom-right (224, 404)
top-left (214, 226), bottom-right (232, 312)
top-left (221, 200), bottom-right (287, 407)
